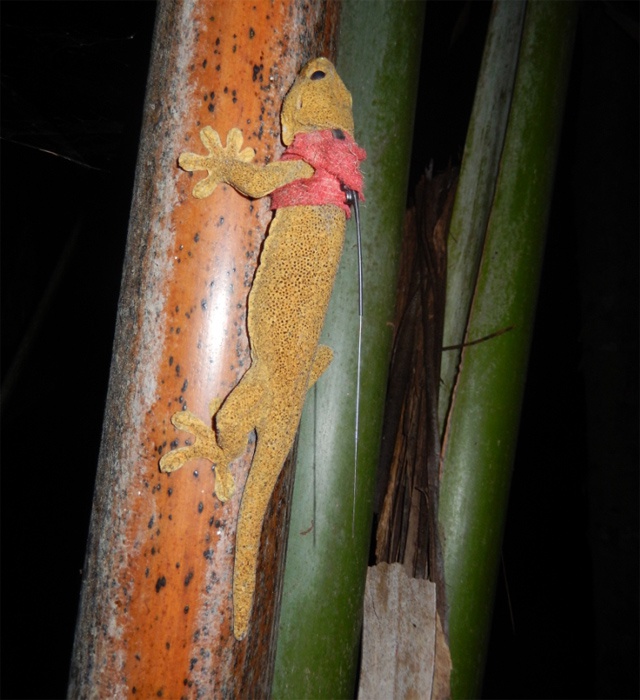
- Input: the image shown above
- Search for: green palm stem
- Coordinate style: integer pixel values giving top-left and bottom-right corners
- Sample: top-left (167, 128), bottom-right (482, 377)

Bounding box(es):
top-left (272, 1), bottom-right (425, 697)
top-left (437, 2), bottom-right (578, 698)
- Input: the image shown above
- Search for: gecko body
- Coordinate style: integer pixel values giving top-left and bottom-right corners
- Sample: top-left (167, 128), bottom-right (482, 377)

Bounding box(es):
top-left (160, 58), bottom-right (365, 640)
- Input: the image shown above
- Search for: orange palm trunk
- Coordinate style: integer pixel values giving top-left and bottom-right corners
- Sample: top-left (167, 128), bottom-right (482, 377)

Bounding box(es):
top-left (69, 1), bottom-right (339, 696)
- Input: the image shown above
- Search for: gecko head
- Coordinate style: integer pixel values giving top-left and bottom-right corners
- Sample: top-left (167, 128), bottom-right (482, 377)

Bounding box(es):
top-left (281, 57), bottom-right (354, 146)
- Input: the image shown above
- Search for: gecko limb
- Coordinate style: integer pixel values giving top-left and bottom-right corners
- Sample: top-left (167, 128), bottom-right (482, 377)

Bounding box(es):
top-left (179, 127), bottom-right (256, 199)
top-left (179, 126), bottom-right (314, 200)
top-left (215, 370), bottom-right (268, 458)
top-left (308, 345), bottom-right (333, 388)
top-left (159, 410), bottom-right (234, 501)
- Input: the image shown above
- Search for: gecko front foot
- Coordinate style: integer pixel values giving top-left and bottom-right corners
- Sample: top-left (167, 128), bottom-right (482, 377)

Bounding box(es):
top-left (160, 410), bottom-right (235, 501)
top-left (179, 127), bottom-right (255, 199)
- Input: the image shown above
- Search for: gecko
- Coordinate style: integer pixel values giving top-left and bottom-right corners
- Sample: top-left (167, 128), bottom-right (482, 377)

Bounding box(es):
top-left (160, 57), bottom-right (366, 640)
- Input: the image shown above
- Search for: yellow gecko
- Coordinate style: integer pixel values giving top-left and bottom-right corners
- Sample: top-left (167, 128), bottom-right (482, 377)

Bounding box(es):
top-left (160, 57), bottom-right (366, 640)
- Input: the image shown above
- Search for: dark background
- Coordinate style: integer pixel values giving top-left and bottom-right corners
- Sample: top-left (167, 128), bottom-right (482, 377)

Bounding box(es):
top-left (2, 2), bottom-right (637, 698)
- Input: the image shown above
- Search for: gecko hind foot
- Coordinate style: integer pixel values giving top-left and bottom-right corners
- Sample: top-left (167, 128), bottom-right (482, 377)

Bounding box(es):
top-left (159, 409), bottom-right (235, 501)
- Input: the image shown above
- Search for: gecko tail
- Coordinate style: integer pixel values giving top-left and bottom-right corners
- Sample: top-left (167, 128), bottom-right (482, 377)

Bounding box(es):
top-left (232, 440), bottom-right (284, 639)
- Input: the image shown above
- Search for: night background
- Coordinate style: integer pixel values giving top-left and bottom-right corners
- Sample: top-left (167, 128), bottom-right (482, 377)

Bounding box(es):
top-left (2, 2), bottom-right (637, 698)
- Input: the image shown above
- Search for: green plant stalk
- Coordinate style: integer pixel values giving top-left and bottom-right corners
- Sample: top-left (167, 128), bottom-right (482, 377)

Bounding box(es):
top-left (272, 1), bottom-right (425, 697)
top-left (438, 0), bottom-right (527, 426)
top-left (438, 2), bottom-right (577, 698)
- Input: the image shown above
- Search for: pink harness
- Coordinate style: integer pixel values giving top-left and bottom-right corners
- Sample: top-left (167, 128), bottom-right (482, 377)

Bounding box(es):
top-left (270, 129), bottom-right (366, 218)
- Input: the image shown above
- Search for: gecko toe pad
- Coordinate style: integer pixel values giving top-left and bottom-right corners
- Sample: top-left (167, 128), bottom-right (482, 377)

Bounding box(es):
top-left (179, 127), bottom-right (256, 199)
top-left (160, 411), bottom-right (234, 500)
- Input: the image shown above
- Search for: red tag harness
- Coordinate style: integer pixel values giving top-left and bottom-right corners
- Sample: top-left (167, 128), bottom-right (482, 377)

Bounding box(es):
top-left (270, 129), bottom-right (366, 218)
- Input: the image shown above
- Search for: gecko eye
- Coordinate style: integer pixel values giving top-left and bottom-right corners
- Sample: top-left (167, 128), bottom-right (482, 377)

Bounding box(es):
top-left (310, 70), bottom-right (326, 80)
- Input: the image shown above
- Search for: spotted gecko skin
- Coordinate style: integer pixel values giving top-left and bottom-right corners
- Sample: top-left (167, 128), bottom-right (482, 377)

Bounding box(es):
top-left (160, 57), bottom-right (358, 640)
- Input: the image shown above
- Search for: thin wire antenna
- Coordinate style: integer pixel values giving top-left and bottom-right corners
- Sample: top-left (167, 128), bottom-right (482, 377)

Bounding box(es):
top-left (345, 188), bottom-right (363, 537)
top-left (313, 384), bottom-right (318, 548)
